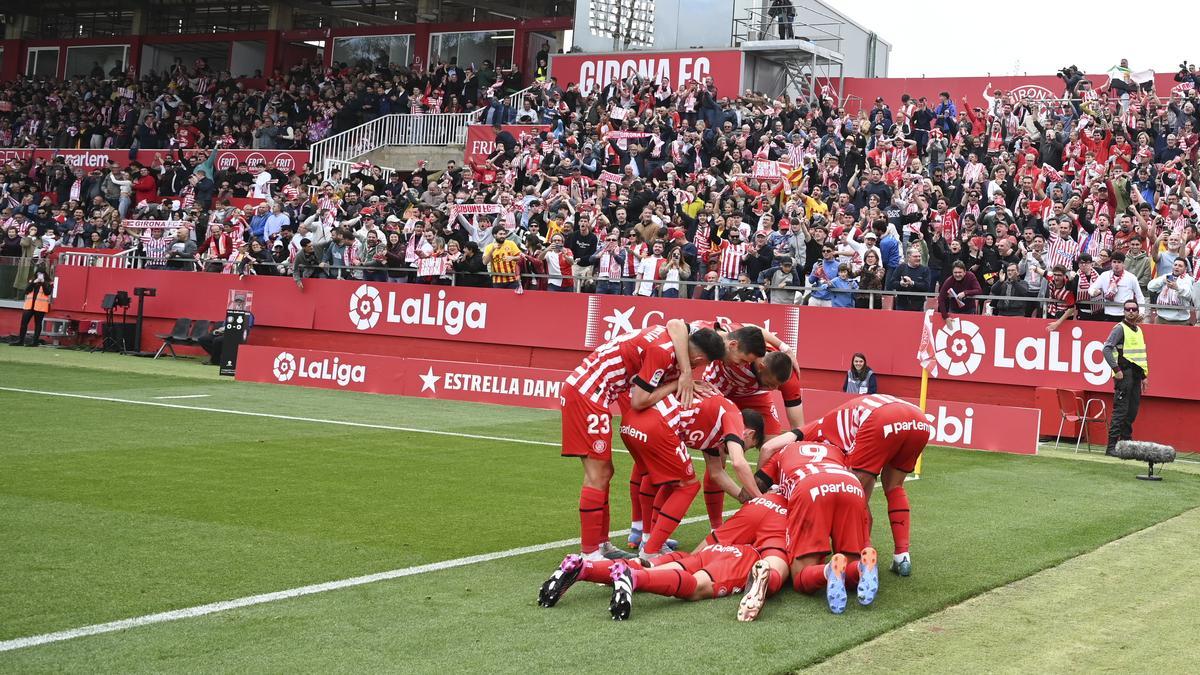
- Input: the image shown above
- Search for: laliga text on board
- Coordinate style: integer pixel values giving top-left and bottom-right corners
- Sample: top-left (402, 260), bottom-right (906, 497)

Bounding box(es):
top-left (933, 317), bottom-right (1111, 386)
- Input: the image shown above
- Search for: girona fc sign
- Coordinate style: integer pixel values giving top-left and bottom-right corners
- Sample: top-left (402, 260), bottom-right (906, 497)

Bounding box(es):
top-left (1007, 84), bottom-right (1056, 101)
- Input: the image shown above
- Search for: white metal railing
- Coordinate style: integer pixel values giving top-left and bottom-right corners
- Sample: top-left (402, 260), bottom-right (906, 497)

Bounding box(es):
top-left (56, 248), bottom-right (136, 268)
top-left (310, 112), bottom-right (475, 178)
top-left (309, 86), bottom-right (537, 179)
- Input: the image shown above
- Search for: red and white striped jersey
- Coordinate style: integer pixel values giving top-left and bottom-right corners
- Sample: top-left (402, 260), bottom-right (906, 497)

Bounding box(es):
top-left (814, 394), bottom-right (922, 454)
top-left (718, 240), bottom-right (748, 280)
top-left (565, 325), bottom-right (679, 405)
top-left (760, 443), bottom-right (848, 487)
top-left (775, 460), bottom-right (861, 502)
top-left (653, 393), bottom-right (744, 452)
top-left (1046, 234), bottom-right (1081, 271)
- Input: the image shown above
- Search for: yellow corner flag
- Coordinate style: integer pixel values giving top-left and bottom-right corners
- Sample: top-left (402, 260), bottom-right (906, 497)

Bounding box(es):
top-left (912, 310), bottom-right (940, 478)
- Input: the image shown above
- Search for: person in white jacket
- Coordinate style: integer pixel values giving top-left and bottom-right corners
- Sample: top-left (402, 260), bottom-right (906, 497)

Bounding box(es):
top-left (1146, 259), bottom-right (1195, 325)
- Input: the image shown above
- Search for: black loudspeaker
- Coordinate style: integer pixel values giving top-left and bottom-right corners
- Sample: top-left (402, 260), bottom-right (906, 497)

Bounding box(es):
top-left (102, 322), bottom-right (136, 352)
top-left (101, 293), bottom-right (118, 310)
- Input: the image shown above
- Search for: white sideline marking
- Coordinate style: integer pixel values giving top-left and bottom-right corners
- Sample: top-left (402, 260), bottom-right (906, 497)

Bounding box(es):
top-left (151, 394), bottom-right (211, 400)
top-left (0, 387), bottom-right (560, 448)
top-left (0, 513), bottom-right (730, 653)
top-left (0, 386), bottom-right (706, 459)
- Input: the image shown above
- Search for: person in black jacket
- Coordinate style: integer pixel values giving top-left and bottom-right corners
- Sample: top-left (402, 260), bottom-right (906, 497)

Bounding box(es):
top-left (454, 241), bottom-right (490, 287)
top-left (989, 263), bottom-right (1035, 316)
top-left (886, 248), bottom-right (932, 311)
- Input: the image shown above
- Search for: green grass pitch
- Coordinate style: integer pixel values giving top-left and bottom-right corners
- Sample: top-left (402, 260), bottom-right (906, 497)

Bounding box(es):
top-left (2, 349), bottom-right (1199, 672)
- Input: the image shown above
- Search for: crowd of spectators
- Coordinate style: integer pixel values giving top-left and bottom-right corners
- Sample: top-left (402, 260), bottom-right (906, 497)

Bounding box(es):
top-left (3, 55), bottom-right (1200, 325)
top-left (0, 55), bottom-right (526, 151)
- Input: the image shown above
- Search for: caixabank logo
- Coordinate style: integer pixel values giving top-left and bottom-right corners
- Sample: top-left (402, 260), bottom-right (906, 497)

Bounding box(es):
top-left (933, 318), bottom-right (1110, 386)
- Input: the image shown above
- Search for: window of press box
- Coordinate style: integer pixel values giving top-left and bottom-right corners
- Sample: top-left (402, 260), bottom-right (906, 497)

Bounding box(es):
top-left (429, 31), bottom-right (515, 70)
top-left (332, 35), bottom-right (415, 70)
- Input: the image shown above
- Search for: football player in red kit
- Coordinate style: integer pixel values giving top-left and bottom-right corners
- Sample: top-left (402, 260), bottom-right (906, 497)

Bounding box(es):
top-left (624, 326), bottom-right (769, 549)
top-left (691, 320), bottom-right (805, 535)
top-left (536, 544), bottom-right (767, 621)
top-left (695, 489), bottom-right (791, 622)
top-left (774, 394), bottom-right (931, 577)
top-left (619, 392), bottom-right (765, 564)
top-left (562, 320), bottom-right (727, 561)
top-left (753, 440), bottom-right (879, 615)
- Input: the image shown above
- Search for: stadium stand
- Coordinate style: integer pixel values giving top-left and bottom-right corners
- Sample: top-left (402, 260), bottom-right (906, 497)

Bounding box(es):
top-left (3, 57), bottom-right (1199, 322)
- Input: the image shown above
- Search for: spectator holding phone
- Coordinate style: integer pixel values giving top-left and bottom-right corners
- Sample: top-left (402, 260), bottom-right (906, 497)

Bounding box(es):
top-left (1147, 259), bottom-right (1195, 325)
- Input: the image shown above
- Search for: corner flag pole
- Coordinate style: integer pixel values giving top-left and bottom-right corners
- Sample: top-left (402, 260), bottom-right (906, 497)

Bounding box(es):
top-left (912, 309), bottom-right (939, 479)
top-left (913, 368), bottom-right (929, 477)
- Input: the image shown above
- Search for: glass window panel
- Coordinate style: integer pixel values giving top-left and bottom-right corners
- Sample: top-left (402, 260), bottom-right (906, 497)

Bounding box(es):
top-left (332, 35), bottom-right (413, 70)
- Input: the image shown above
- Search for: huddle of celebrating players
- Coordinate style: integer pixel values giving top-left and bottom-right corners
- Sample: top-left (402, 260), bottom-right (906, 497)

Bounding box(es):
top-left (541, 319), bottom-right (932, 621)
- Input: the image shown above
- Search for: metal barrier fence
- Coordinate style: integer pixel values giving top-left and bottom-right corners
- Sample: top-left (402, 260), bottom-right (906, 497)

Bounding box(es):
top-left (44, 252), bottom-right (1198, 320)
top-left (309, 86), bottom-right (536, 180)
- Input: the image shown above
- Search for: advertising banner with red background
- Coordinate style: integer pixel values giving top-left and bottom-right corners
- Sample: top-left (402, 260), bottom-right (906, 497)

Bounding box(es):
top-left (236, 345), bottom-right (569, 409)
top-left (50, 266), bottom-right (1199, 401)
top-left (0, 148), bottom-right (308, 174)
top-left (463, 125), bottom-right (550, 165)
top-left (842, 73), bottom-right (1186, 113)
top-left (550, 49), bottom-right (744, 97)
top-left (802, 389), bottom-right (1040, 455)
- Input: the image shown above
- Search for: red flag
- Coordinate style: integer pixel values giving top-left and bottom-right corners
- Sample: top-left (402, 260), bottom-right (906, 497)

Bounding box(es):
top-left (917, 309), bottom-right (939, 377)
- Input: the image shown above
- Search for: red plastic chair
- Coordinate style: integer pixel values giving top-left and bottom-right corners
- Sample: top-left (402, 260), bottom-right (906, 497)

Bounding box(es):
top-left (1053, 388), bottom-right (1107, 452)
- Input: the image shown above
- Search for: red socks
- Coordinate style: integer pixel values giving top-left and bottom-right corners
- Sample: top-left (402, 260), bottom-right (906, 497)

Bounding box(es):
top-left (639, 474), bottom-right (658, 536)
top-left (793, 564), bottom-right (826, 594)
top-left (845, 560), bottom-right (861, 589)
top-left (644, 481), bottom-right (700, 553)
top-left (632, 567), bottom-right (698, 599)
top-left (629, 465), bottom-right (646, 524)
top-left (885, 487), bottom-right (911, 555)
top-left (703, 475), bottom-right (725, 529)
top-left (579, 486), bottom-right (607, 554)
top-left (767, 568), bottom-right (784, 596)
top-left (579, 559), bottom-right (615, 584)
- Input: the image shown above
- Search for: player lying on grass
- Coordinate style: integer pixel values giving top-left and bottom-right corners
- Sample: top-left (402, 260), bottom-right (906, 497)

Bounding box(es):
top-left (623, 325), bottom-right (770, 548)
top-left (693, 489), bottom-right (791, 622)
top-left (562, 320), bottom-right (727, 561)
top-left (763, 394), bottom-right (929, 577)
top-left (619, 392), bottom-right (765, 565)
top-left (537, 543), bottom-right (772, 621)
top-left (747, 440), bottom-right (879, 616)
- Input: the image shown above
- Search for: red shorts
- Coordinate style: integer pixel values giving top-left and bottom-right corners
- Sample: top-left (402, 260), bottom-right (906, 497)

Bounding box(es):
top-left (706, 493), bottom-right (788, 556)
top-left (693, 544), bottom-right (761, 597)
top-left (730, 393), bottom-right (785, 436)
top-left (847, 403), bottom-right (931, 475)
top-left (560, 386), bottom-right (614, 460)
top-left (785, 471), bottom-right (870, 560)
top-left (619, 408), bottom-right (695, 484)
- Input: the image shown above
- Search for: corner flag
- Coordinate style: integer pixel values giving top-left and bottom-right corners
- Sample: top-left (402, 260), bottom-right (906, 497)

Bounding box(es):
top-left (912, 310), bottom-right (939, 479)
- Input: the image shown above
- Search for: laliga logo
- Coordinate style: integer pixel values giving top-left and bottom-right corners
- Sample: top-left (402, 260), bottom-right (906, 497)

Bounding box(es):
top-left (934, 318), bottom-right (1110, 386)
top-left (934, 320), bottom-right (985, 376)
top-left (273, 352), bottom-right (297, 382)
top-left (348, 284), bottom-right (487, 335)
top-left (349, 284), bottom-right (383, 330)
top-left (275, 352), bottom-right (366, 387)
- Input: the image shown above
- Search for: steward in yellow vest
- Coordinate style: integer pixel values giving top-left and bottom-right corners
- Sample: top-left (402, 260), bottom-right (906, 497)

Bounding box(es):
top-left (1101, 301), bottom-right (1148, 455)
